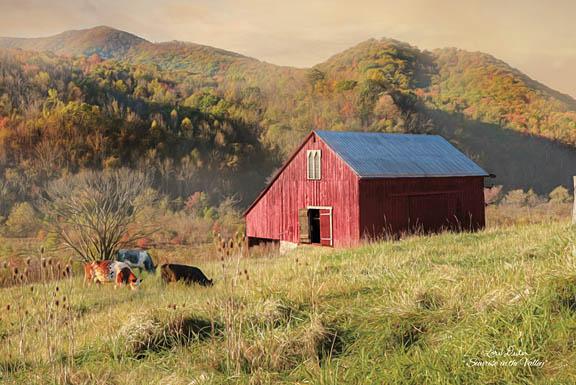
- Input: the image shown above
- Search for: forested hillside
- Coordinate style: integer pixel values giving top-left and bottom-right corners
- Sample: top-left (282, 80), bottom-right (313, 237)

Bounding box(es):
top-left (429, 48), bottom-right (576, 144)
top-left (0, 48), bottom-right (276, 221)
top-left (0, 26), bottom-right (575, 221)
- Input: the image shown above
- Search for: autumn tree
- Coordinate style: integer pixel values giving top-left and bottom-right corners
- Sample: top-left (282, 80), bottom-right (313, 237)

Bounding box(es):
top-left (41, 169), bottom-right (154, 262)
top-left (3, 202), bottom-right (40, 237)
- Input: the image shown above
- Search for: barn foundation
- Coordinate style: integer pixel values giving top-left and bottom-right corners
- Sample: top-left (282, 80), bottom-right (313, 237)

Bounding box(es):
top-left (279, 241), bottom-right (298, 254)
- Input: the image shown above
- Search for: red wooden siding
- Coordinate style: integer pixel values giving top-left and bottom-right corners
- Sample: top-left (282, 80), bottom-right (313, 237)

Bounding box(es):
top-left (245, 133), bottom-right (360, 247)
top-left (358, 176), bottom-right (485, 239)
top-left (246, 131), bottom-right (486, 247)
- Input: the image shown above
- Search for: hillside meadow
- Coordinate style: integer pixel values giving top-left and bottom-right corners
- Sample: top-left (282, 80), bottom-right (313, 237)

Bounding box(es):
top-left (0, 217), bottom-right (575, 384)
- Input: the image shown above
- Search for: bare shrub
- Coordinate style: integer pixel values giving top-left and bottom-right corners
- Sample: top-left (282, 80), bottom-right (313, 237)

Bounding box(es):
top-left (501, 189), bottom-right (529, 206)
top-left (487, 186), bottom-right (572, 226)
top-left (549, 185), bottom-right (573, 203)
top-left (40, 169), bottom-right (155, 261)
top-left (484, 185), bottom-right (503, 205)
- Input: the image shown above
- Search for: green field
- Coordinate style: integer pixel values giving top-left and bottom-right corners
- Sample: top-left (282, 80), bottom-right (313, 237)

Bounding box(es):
top-left (1, 221), bottom-right (576, 384)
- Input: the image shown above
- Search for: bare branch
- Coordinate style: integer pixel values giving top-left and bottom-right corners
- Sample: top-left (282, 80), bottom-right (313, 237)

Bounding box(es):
top-left (40, 169), bottom-right (155, 262)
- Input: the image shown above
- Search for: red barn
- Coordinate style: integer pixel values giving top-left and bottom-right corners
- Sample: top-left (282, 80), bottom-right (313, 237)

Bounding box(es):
top-left (245, 130), bottom-right (488, 248)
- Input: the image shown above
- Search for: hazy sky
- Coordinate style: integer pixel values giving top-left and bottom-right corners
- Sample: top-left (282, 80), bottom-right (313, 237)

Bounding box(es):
top-left (0, 0), bottom-right (575, 97)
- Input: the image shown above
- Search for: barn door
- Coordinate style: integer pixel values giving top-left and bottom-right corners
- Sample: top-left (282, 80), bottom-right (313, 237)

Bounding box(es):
top-left (319, 208), bottom-right (333, 246)
top-left (299, 208), bottom-right (310, 243)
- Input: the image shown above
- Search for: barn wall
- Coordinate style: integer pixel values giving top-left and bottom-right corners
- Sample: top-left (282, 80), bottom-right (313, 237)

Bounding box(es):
top-left (359, 176), bottom-right (485, 238)
top-left (246, 133), bottom-right (360, 247)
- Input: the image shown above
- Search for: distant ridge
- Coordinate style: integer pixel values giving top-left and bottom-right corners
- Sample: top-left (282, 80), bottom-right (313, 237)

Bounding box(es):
top-left (0, 26), bottom-right (147, 58)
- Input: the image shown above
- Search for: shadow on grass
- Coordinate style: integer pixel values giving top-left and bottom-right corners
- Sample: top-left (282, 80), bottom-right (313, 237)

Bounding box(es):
top-left (0, 359), bottom-right (31, 374)
top-left (317, 325), bottom-right (354, 363)
top-left (548, 274), bottom-right (576, 313)
top-left (391, 316), bottom-right (428, 350)
top-left (123, 315), bottom-right (223, 359)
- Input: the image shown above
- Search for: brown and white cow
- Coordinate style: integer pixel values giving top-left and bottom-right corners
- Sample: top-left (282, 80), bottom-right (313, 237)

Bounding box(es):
top-left (84, 260), bottom-right (141, 290)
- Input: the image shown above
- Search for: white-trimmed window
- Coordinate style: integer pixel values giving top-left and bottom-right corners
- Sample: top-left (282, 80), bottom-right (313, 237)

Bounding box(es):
top-left (307, 150), bottom-right (321, 180)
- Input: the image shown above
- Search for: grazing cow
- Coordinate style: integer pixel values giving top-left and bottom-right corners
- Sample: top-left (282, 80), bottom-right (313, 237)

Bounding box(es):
top-left (83, 260), bottom-right (141, 290)
top-left (160, 264), bottom-right (213, 286)
top-left (116, 249), bottom-right (156, 273)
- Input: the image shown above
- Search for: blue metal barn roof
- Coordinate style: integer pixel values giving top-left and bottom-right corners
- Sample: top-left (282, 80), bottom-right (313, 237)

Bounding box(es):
top-left (316, 130), bottom-right (488, 177)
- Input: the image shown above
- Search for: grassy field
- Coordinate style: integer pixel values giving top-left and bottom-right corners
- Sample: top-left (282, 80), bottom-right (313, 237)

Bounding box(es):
top-left (1, 220), bottom-right (576, 384)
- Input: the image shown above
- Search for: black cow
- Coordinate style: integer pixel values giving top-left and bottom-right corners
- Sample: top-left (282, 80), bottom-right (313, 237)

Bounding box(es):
top-left (160, 264), bottom-right (214, 286)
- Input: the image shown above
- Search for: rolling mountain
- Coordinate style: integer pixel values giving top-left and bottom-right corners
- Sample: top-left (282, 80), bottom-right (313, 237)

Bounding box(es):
top-left (0, 26), bottom-right (575, 213)
top-left (0, 26), bottom-right (147, 59)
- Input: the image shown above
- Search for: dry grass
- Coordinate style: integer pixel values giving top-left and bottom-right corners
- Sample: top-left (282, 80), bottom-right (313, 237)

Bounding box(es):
top-left (486, 200), bottom-right (572, 227)
top-left (0, 218), bottom-right (575, 384)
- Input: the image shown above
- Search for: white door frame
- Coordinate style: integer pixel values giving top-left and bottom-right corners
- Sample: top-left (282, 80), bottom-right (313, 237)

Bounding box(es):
top-left (307, 206), bottom-right (333, 246)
